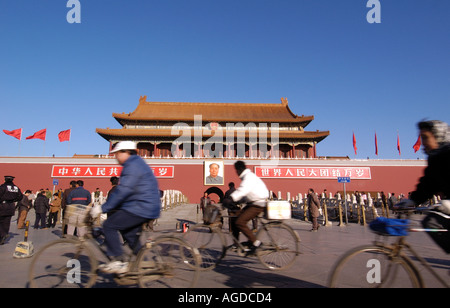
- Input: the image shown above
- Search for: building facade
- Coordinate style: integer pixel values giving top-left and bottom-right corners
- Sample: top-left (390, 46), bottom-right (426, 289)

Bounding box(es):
top-left (0, 96), bottom-right (427, 205)
top-left (96, 96), bottom-right (330, 159)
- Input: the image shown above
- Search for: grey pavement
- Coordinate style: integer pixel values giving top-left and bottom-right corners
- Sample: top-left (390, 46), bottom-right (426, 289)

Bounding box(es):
top-left (1, 204), bottom-right (449, 288)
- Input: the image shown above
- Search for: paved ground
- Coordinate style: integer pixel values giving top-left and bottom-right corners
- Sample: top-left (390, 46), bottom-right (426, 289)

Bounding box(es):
top-left (1, 204), bottom-right (449, 288)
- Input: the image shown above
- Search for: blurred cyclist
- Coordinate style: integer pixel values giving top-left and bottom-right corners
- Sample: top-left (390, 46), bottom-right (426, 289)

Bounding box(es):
top-left (93, 141), bottom-right (161, 273)
top-left (223, 161), bottom-right (269, 255)
top-left (399, 120), bottom-right (450, 253)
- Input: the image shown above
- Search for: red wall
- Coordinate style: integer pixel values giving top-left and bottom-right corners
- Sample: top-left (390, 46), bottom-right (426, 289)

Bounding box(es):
top-left (0, 158), bottom-right (426, 203)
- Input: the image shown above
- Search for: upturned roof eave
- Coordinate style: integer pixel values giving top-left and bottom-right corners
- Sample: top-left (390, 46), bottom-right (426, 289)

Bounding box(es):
top-left (113, 113), bottom-right (314, 124)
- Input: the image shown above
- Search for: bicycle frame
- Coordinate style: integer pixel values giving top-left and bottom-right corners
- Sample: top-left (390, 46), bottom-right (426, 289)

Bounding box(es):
top-left (389, 237), bottom-right (449, 288)
top-left (371, 231), bottom-right (449, 288)
top-left (76, 225), bottom-right (184, 277)
top-left (218, 215), bottom-right (297, 254)
top-left (29, 223), bottom-right (201, 288)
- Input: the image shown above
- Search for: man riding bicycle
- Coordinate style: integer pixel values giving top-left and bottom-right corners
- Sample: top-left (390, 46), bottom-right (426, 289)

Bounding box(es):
top-left (398, 120), bottom-right (450, 253)
top-left (223, 161), bottom-right (270, 255)
top-left (93, 141), bottom-right (162, 274)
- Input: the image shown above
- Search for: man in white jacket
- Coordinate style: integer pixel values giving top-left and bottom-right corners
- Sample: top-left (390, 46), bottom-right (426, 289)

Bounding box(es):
top-left (226, 161), bottom-right (269, 254)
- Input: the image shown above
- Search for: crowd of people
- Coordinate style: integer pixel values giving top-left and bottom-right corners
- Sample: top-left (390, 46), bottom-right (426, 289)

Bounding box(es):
top-left (0, 178), bottom-right (113, 245)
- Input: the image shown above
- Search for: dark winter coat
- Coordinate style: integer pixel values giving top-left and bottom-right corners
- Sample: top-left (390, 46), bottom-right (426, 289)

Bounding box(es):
top-left (102, 155), bottom-right (161, 219)
top-left (34, 193), bottom-right (50, 214)
top-left (410, 144), bottom-right (450, 205)
top-left (0, 180), bottom-right (23, 216)
top-left (308, 192), bottom-right (321, 218)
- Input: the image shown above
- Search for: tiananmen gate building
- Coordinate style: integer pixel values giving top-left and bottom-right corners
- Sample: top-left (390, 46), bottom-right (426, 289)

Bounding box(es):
top-left (96, 96), bottom-right (330, 159)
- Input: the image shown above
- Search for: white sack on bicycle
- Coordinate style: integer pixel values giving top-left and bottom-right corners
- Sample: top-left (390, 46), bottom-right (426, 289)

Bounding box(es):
top-left (90, 203), bottom-right (103, 219)
top-left (438, 200), bottom-right (450, 215)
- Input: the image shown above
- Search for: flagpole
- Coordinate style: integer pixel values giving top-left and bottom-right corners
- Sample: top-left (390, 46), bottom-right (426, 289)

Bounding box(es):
top-left (18, 128), bottom-right (22, 157)
top-left (374, 130), bottom-right (378, 158)
top-left (43, 127), bottom-right (47, 157)
top-left (19, 128), bottom-right (23, 156)
top-left (68, 127), bottom-right (72, 157)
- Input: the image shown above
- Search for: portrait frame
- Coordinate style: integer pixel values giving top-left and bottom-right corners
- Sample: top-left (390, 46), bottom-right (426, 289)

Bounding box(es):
top-left (204, 160), bottom-right (225, 186)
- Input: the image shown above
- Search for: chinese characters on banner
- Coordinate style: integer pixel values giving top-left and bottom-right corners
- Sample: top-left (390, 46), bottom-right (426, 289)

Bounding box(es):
top-left (254, 166), bottom-right (371, 179)
top-left (52, 165), bottom-right (175, 178)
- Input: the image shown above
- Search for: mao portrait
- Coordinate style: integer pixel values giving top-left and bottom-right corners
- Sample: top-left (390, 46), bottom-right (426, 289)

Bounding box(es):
top-left (204, 161), bottom-right (224, 185)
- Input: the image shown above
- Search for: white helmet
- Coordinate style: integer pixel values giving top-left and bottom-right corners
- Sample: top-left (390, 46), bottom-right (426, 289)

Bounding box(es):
top-left (110, 141), bottom-right (137, 153)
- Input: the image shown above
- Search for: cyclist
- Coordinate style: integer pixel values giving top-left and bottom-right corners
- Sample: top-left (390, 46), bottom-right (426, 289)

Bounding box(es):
top-left (398, 120), bottom-right (450, 253)
top-left (92, 141), bottom-right (162, 273)
top-left (223, 161), bottom-right (269, 255)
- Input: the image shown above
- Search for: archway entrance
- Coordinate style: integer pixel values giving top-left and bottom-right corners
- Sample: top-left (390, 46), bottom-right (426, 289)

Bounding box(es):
top-left (205, 186), bottom-right (224, 203)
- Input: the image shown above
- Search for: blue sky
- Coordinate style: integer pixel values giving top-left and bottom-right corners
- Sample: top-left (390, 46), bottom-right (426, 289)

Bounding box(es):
top-left (0, 0), bottom-right (449, 159)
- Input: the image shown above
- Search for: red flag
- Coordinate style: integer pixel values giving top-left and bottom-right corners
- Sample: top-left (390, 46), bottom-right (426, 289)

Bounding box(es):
top-left (375, 132), bottom-right (378, 156)
top-left (397, 133), bottom-right (401, 156)
top-left (3, 128), bottom-right (22, 140)
top-left (58, 129), bottom-right (71, 142)
top-left (413, 134), bottom-right (421, 153)
top-left (352, 132), bottom-right (357, 155)
top-left (26, 129), bottom-right (47, 141)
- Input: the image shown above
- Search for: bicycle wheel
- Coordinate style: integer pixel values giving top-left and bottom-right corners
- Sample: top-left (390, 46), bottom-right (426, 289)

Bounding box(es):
top-left (137, 236), bottom-right (200, 288)
top-left (328, 245), bottom-right (423, 288)
top-left (29, 239), bottom-right (98, 288)
top-left (183, 224), bottom-right (227, 270)
top-left (256, 221), bottom-right (300, 271)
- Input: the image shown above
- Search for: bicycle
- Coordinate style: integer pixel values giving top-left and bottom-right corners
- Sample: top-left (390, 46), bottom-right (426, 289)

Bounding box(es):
top-left (328, 206), bottom-right (450, 288)
top-left (28, 205), bottom-right (201, 288)
top-left (184, 203), bottom-right (300, 271)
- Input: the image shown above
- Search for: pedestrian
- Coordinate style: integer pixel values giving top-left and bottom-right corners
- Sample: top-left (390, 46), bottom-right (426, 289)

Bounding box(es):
top-left (66, 180), bottom-right (92, 237)
top-left (17, 190), bottom-right (32, 229)
top-left (361, 192), bottom-right (368, 205)
top-left (0, 176), bottom-right (23, 244)
top-left (33, 191), bottom-right (49, 229)
top-left (61, 180), bottom-right (77, 237)
top-left (307, 188), bottom-right (320, 232)
top-left (48, 193), bottom-right (61, 228)
top-left (45, 188), bottom-right (52, 200)
top-left (67, 180), bottom-right (91, 206)
top-left (107, 176), bottom-right (119, 197)
top-left (91, 141), bottom-right (161, 274)
top-left (224, 182), bottom-right (236, 232)
top-left (200, 191), bottom-right (211, 215)
top-left (94, 187), bottom-right (101, 199)
top-left (389, 193), bottom-right (398, 210)
top-left (106, 176), bottom-right (119, 218)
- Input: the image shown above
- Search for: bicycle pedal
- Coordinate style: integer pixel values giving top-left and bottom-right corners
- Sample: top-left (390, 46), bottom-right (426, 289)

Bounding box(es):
top-left (237, 248), bottom-right (246, 257)
top-left (228, 245), bottom-right (238, 252)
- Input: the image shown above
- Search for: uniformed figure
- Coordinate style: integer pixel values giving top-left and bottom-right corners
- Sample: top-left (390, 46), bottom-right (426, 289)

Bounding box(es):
top-left (0, 176), bottom-right (23, 245)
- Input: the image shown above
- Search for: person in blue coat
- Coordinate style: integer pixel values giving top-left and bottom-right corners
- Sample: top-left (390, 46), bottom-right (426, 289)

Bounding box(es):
top-left (97, 141), bottom-right (161, 274)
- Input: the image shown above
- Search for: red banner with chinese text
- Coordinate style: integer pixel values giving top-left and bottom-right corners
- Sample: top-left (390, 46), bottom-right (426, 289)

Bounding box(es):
top-left (51, 165), bottom-right (175, 178)
top-left (254, 166), bottom-right (371, 179)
